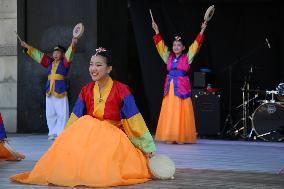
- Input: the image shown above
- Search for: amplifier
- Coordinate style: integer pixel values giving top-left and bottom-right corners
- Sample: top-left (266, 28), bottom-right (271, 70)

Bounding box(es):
top-left (192, 89), bottom-right (221, 136)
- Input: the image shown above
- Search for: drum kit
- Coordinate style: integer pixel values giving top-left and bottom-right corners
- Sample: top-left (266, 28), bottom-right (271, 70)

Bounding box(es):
top-left (229, 81), bottom-right (284, 142)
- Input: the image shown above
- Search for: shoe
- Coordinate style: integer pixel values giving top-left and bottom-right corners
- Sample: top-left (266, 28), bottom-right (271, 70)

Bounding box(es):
top-left (48, 134), bottom-right (57, 140)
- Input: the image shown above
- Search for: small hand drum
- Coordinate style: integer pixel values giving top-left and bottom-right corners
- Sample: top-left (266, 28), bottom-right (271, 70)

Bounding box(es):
top-left (148, 154), bottom-right (176, 180)
top-left (204, 5), bottom-right (215, 23)
top-left (73, 23), bottom-right (84, 39)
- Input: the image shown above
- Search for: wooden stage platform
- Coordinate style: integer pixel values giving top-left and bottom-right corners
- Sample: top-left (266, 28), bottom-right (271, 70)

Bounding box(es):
top-left (1, 134), bottom-right (284, 188)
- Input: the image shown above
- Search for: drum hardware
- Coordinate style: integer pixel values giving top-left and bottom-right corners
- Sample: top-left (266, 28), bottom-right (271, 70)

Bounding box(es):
top-left (256, 130), bottom-right (276, 137)
top-left (236, 94), bottom-right (258, 109)
top-left (226, 118), bottom-right (243, 136)
top-left (265, 90), bottom-right (278, 103)
top-left (253, 128), bottom-right (284, 142)
top-left (223, 68), bottom-right (284, 141)
top-left (247, 115), bottom-right (256, 140)
top-left (230, 86), bottom-right (284, 141)
top-left (227, 77), bottom-right (259, 139)
top-left (221, 38), bottom-right (271, 138)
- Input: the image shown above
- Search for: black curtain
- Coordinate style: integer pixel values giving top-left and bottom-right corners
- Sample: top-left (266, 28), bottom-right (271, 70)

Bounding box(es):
top-left (130, 0), bottom-right (284, 129)
top-left (97, 0), bottom-right (128, 83)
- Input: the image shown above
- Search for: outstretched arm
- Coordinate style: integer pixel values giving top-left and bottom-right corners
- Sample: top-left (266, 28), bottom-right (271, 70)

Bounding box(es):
top-left (152, 21), bottom-right (170, 63)
top-left (63, 37), bottom-right (78, 68)
top-left (187, 22), bottom-right (207, 64)
top-left (21, 41), bottom-right (50, 68)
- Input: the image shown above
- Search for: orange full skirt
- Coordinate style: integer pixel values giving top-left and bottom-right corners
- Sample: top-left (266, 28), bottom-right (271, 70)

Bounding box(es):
top-left (155, 81), bottom-right (197, 143)
top-left (0, 140), bottom-right (25, 161)
top-left (10, 115), bottom-right (152, 187)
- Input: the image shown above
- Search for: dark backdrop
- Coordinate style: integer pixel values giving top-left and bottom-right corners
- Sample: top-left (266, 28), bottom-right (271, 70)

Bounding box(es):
top-left (17, 0), bottom-right (284, 133)
top-left (130, 0), bottom-right (284, 131)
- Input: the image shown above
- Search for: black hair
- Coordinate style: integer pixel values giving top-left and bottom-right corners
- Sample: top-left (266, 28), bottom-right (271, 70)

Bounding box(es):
top-left (93, 49), bottom-right (116, 79)
top-left (95, 50), bottom-right (112, 66)
top-left (172, 35), bottom-right (186, 46)
top-left (53, 45), bottom-right (66, 53)
top-left (171, 35), bottom-right (187, 55)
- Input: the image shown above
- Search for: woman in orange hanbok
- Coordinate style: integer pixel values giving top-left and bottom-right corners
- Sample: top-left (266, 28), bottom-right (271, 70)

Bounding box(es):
top-left (152, 20), bottom-right (207, 144)
top-left (10, 48), bottom-right (156, 187)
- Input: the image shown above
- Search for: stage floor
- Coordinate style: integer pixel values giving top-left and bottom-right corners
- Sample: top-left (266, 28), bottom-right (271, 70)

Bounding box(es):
top-left (1, 134), bottom-right (284, 188)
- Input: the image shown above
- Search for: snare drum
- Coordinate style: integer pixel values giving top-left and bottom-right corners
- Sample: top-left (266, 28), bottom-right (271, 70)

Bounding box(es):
top-left (252, 102), bottom-right (284, 141)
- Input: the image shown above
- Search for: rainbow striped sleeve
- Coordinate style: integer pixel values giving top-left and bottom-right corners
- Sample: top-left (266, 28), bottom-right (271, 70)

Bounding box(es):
top-left (187, 33), bottom-right (204, 64)
top-left (26, 46), bottom-right (49, 68)
top-left (153, 33), bottom-right (170, 63)
top-left (0, 113), bottom-right (7, 139)
top-left (63, 44), bottom-right (76, 68)
top-left (121, 95), bottom-right (156, 153)
top-left (65, 93), bottom-right (86, 128)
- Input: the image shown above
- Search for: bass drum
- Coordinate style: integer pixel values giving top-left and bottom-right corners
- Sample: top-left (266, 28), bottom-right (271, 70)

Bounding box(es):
top-left (252, 102), bottom-right (284, 141)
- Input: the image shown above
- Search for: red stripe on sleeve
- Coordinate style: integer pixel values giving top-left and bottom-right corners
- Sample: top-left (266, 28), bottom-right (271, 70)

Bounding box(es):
top-left (41, 54), bottom-right (50, 68)
top-left (63, 57), bottom-right (70, 68)
top-left (196, 33), bottom-right (204, 44)
top-left (153, 33), bottom-right (162, 45)
top-left (0, 113), bottom-right (3, 124)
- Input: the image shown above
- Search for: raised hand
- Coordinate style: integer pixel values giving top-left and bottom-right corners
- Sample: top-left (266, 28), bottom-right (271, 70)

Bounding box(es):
top-left (200, 22), bottom-right (207, 34)
top-left (20, 41), bottom-right (29, 49)
top-left (71, 37), bottom-right (78, 46)
top-left (152, 21), bottom-right (159, 34)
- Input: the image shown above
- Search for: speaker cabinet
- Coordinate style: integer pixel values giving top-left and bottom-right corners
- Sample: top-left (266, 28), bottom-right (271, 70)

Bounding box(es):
top-left (192, 89), bottom-right (221, 136)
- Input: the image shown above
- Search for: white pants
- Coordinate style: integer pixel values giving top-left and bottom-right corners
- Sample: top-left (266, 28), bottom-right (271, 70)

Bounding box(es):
top-left (46, 95), bottom-right (69, 136)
